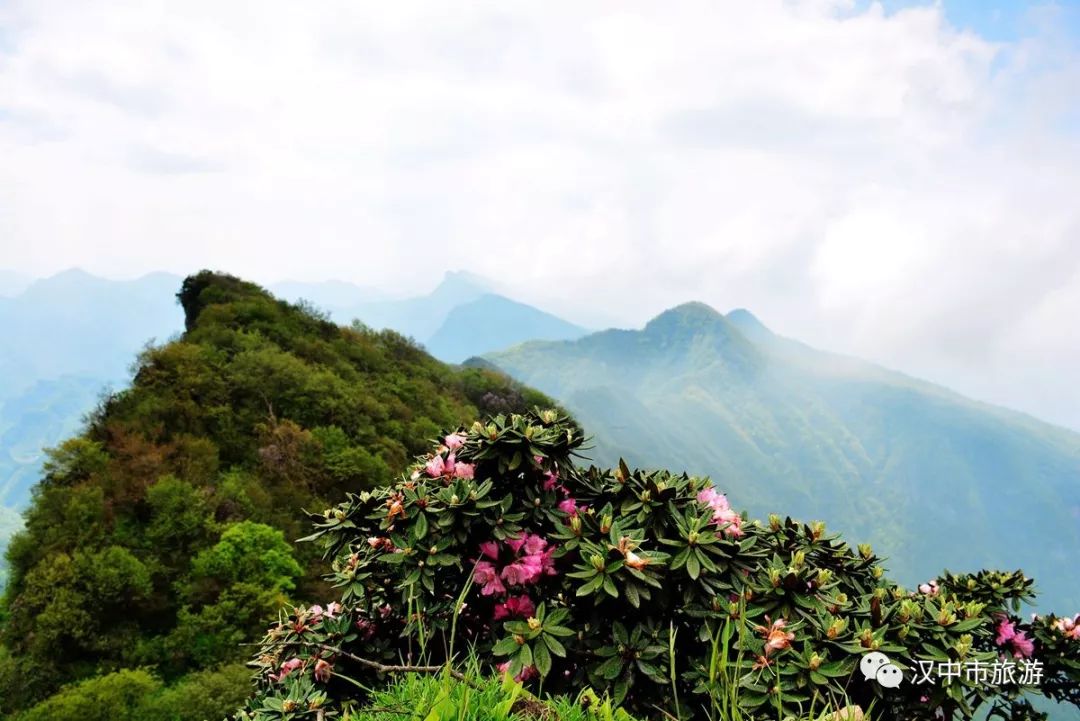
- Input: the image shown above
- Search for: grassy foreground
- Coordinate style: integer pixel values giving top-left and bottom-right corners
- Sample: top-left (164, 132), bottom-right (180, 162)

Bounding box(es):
top-left (255, 661), bottom-right (866, 721)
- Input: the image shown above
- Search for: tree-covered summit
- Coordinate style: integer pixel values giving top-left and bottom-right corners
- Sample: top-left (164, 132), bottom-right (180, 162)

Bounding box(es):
top-left (0, 271), bottom-right (554, 717)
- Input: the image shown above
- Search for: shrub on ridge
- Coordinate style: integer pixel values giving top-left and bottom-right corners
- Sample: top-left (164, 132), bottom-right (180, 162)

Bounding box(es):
top-left (236, 410), bottom-right (1080, 720)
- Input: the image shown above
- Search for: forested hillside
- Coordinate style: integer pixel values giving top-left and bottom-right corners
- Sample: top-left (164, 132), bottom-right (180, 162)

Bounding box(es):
top-left (486, 303), bottom-right (1080, 611)
top-left (0, 272), bottom-right (552, 718)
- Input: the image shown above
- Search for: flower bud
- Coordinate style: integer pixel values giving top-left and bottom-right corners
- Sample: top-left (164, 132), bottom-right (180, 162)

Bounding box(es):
top-left (527, 617), bottom-right (542, 631)
top-left (768, 514), bottom-right (782, 531)
top-left (858, 543), bottom-right (873, 560)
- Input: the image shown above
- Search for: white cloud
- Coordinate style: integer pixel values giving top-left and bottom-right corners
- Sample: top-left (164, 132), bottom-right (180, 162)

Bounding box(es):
top-left (1, 0), bottom-right (1079, 429)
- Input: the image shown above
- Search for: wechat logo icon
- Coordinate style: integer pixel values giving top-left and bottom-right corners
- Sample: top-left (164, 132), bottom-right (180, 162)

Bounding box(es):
top-left (860, 652), bottom-right (903, 689)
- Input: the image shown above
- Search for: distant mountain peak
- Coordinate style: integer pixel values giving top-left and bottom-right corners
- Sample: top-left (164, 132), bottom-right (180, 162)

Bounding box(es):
top-left (436, 270), bottom-right (492, 294)
top-left (725, 308), bottom-right (772, 337)
top-left (43, 267), bottom-right (101, 284)
top-left (426, 293), bottom-right (587, 363)
top-left (643, 302), bottom-right (727, 337)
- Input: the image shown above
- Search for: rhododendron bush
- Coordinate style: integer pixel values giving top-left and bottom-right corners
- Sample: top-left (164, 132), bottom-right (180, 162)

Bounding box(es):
top-left (236, 411), bottom-right (1080, 720)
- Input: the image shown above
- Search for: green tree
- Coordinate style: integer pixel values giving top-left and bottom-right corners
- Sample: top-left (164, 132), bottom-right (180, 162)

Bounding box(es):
top-left (0, 271), bottom-right (555, 715)
top-left (188, 521), bottom-right (302, 595)
top-left (14, 668), bottom-right (162, 721)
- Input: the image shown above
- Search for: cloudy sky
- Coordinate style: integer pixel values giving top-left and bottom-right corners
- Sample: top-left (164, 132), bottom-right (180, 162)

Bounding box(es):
top-left (1, 0), bottom-right (1079, 430)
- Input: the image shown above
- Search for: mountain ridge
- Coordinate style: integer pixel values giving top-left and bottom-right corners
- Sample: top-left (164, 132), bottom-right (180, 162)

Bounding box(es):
top-left (0, 271), bottom-right (556, 714)
top-left (485, 301), bottom-right (1080, 609)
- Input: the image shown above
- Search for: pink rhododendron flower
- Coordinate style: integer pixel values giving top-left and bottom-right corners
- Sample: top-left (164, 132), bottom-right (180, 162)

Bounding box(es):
top-left (309, 605), bottom-right (324, 620)
top-left (543, 471), bottom-right (560, 491)
top-left (523, 534), bottom-right (547, 556)
top-left (1010, 631), bottom-right (1034, 658)
top-left (356, 618), bottom-right (376, 640)
top-left (271, 657), bottom-right (303, 682)
top-left (368, 536), bottom-right (394, 552)
top-left (540, 546), bottom-right (557, 576)
top-left (501, 558), bottom-right (543, 586)
top-left (425, 455), bottom-right (446, 478)
top-left (996, 616), bottom-right (1035, 657)
top-left (479, 541), bottom-right (500, 561)
top-left (496, 661), bottom-right (538, 682)
top-left (314, 658), bottom-right (333, 682)
top-left (445, 433), bottom-right (466, 450)
top-left (713, 507), bottom-right (744, 537)
top-left (1052, 615), bottom-right (1080, 639)
top-left (477, 534), bottom-right (556, 591)
top-left (473, 560), bottom-right (506, 596)
top-left (697, 487), bottom-right (742, 536)
top-left (558, 498), bottom-right (580, 516)
top-left (499, 534), bottom-right (556, 585)
top-left (426, 451), bottom-right (474, 480)
top-left (697, 487), bottom-right (730, 511)
top-left (919, 580), bottom-right (940, 596)
top-left (494, 594), bottom-right (536, 620)
top-left (996, 618), bottom-right (1017, 645)
top-left (325, 602), bottom-right (341, 619)
top-left (759, 618), bottom-right (795, 655)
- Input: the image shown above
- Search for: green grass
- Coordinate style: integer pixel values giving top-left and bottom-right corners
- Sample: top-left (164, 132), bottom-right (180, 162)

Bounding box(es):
top-left (342, 670), bottom-right (634, 721)
top-left (339, 663), bottom-right (866, 721)
top-left (333, 610), bottom-right (868, 721)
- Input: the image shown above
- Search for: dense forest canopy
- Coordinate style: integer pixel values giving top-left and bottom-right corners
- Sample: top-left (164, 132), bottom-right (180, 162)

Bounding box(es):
top-left (0, 271), bottom-right (553, 718)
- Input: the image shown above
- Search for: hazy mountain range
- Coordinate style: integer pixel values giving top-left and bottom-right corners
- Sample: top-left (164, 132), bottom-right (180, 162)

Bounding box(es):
top-left (0, 269), bottom-right (585, 515)
top-left (484, 303), bottom-right (1080, 609)
top-left (2, 271), bottom-right (1078, 612)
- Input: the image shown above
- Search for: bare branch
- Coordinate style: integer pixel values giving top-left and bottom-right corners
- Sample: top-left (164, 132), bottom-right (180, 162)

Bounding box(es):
top-left (269, 640), bottom-right (480, 687)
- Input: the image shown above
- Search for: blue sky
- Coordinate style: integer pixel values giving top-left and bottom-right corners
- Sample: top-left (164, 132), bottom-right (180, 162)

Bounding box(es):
top-left (871, 0), bottom-right (1080, 40)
